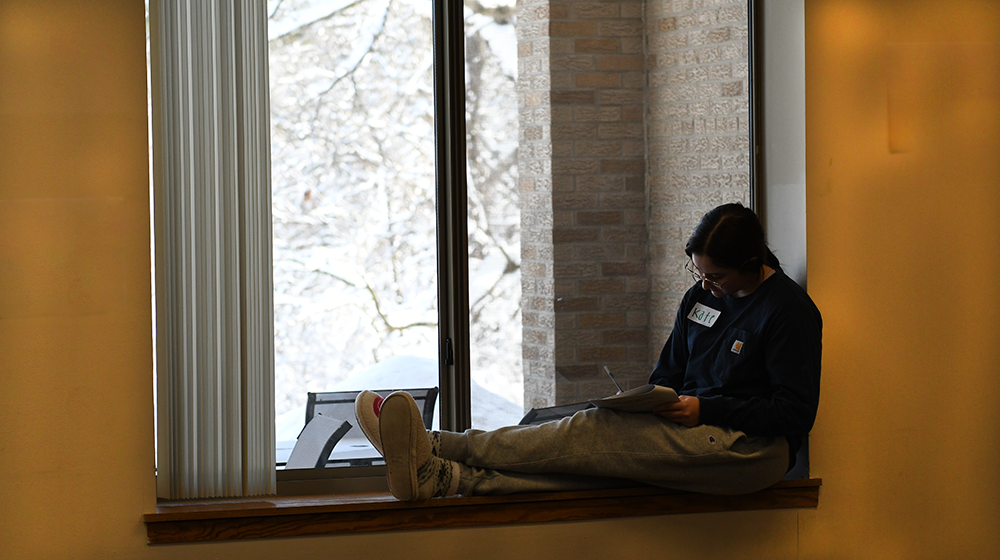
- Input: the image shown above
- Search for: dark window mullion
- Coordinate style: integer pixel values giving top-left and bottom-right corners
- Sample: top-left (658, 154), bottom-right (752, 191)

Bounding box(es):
top-left (433, 0), bottom-right (472, 432)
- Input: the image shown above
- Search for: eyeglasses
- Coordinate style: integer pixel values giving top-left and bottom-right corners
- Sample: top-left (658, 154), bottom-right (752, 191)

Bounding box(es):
top-left (684, 261), bottom-right (730, 289)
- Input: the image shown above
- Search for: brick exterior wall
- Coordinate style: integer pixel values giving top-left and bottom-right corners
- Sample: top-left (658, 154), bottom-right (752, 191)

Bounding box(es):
top-left (518, 0), bottom-right (750, 408)
top-left (645, 0), bottom-right (751, 354)
top-left (518, 0), bottom-right (557, 409)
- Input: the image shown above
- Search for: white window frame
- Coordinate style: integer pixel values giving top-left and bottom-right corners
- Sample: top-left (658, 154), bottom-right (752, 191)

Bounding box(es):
top-left (750, 0), bottom-right (810, 478)
top-left (751, 0), bottom-right (807, 288)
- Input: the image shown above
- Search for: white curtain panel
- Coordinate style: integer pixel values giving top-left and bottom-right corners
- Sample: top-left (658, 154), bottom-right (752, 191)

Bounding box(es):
top-left (150, 0), bottom-right (275, 499)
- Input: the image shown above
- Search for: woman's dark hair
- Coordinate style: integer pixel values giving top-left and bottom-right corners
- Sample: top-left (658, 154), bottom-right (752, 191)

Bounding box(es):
top-left (685, 203), bottom-right (780, 273)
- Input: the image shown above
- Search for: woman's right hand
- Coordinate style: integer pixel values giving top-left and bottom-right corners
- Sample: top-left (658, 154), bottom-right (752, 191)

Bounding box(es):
top-left (653, 395), bottom-right (701, 428)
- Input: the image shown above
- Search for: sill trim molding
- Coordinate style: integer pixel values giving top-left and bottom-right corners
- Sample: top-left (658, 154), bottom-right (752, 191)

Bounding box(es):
top-left (144, 478), bottom-right (821, 543)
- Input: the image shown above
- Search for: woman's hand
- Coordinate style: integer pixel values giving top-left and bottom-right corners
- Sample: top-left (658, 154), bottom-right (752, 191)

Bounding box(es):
top-left (653, 395), bottom-right (700, 427)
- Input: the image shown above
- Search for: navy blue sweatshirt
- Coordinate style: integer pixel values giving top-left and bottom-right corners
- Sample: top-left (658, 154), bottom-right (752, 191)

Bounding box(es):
top-left (648, 269), bottom-right (822, 468)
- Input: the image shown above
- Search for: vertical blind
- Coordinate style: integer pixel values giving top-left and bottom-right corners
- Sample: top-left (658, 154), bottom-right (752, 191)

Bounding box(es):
top-left (150, 0), bottom-right (275, 499)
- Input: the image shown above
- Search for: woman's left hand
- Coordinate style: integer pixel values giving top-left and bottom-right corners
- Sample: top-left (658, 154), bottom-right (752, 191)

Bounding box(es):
top-left (652, 395), bottom-right (700, 427)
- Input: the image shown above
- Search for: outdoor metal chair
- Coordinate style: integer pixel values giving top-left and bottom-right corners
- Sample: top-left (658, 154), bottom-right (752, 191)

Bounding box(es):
top-left (304, 388), bottom-right (439, 467)
top-left (284, 414), bottom-right (352, 469)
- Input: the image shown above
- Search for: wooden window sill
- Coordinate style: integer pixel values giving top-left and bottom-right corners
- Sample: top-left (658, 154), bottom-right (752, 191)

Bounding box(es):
top-left (144, 478), bottom-right (821, 544)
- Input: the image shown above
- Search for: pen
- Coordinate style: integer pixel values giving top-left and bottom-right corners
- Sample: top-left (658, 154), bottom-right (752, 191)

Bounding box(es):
top-left (603, 366), bottom-right (624, 394)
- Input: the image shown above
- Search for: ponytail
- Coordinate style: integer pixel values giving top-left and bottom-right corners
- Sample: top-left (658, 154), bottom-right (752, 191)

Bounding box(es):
top-left (685, 203), bottom-right (780, 273)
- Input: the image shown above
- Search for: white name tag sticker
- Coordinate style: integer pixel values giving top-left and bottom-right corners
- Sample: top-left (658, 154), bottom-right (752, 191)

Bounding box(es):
top-left (687, 302), bottom-right (721, 328)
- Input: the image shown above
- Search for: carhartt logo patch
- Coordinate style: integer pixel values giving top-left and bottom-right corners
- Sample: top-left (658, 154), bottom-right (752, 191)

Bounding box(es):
top-left (687, 302), bottom-right (721, 327)
top-left (731, 340), bottom-right (744, 354)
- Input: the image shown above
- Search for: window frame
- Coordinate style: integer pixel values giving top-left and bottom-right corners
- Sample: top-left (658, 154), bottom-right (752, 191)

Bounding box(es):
top-left (149, 0), bottom-right (479, 496)
top-left (750, 0), bottom-right (808, 289)
top-left (152, 0), bottom-right (813, 499)
top-left (432, 0), bottom-right (473, 434)
top-left (750, 0), bottom-right (811, 479)
top-left (277, 0), bottom-right (473, 491)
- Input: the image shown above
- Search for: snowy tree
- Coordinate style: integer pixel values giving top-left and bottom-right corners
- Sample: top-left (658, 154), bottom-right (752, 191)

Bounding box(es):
top-left (267, 0), bottom-right (521, 420)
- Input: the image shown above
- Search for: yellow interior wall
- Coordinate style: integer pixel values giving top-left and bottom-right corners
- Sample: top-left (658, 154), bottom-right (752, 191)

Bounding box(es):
top-left (1, 1), bottom-right (998, 559)
top-left (802, 0), bottom-right (1000, 557)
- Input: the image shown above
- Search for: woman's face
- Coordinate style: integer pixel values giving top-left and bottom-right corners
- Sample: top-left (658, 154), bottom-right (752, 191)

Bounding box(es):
top-left (690, 253), bottom-right (759, 298)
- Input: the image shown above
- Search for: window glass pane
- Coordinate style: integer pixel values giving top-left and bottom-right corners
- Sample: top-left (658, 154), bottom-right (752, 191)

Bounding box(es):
top-left (465, 2), bottom-right (523, 430)
top-left (268, 0), bottom-right (439, 467)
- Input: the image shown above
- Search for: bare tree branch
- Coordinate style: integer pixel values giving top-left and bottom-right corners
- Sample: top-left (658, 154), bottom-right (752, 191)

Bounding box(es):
top-left (268, 0), bottom-right (367, 42)
top-left (268, 0), bottom-right (285, 19)
top-left (309, 0), bottom-right (391, 128)
top-left (363, 278), bottom-right (437, 332)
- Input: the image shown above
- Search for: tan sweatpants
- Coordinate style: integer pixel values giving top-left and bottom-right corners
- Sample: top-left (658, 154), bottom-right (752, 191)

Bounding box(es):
top-left (437, 407), bottom-right (789, 496)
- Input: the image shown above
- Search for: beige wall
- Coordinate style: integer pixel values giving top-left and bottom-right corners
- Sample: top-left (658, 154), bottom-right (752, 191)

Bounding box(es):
top-left (1, 0), bottom-right (999, 558)
top-left (802, 0), bottom-right (1000, 556)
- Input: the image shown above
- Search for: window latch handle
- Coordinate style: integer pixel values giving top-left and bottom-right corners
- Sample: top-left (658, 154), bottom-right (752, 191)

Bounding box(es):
top-left (443, 338), bottom-right (454, 366)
